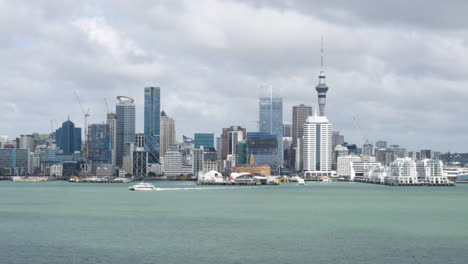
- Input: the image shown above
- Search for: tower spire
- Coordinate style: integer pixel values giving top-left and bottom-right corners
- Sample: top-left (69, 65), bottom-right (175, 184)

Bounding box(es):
top-left (321, 36), bottom-right (324, 69)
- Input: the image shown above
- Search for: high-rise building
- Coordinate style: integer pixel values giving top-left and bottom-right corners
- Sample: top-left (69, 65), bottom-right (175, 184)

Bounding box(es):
top-left (144, 87), bottom-right (161, 163)
top-left (160, 111), bottom-right (176, 158)
top-left (133, 148), bottom-right (148, 177)
top-left (259, 86), bottom-right (283, 166)
top-left (303, 114), bottom-right (332, 178)
top-left (194, 133), bottom-right (214, 149)
top-left (135, 133), bottom-right (145, 148)
top-left (282, 124), bottom-right (291, 137)
top-left (87, 124), bottom-right (111, 165)
top-left (221, 126), bottom-right (246, 160)
top-left (106, 113), bottom-right (117, 165)
top-left (246, 132), bottom-right (279, 169)
top-left (0, 148), bottom-right (29, 176)
top-left (375, 141), bottom-right (387, 149)
top-left (55, 119), bottom-right (82, 155)
top-left (291, 104), bottom-right (313, 171)
top-left (331, 131), bottom-right (345, 149)
top-left (236, 141), bottom-right (247, 165)
top-left (193, 147), bottom-right (204, 178)
top-left (115, 96), bottom-right (136, 167)
top-left (19, 135), bottom-right (35, 152)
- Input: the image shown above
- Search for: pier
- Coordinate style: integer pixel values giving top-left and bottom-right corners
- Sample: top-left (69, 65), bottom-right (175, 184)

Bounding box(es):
top-left (354, 178), bottom-right (456, 187)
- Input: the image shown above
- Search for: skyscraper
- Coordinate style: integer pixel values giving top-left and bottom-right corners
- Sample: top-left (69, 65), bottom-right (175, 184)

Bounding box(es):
top-left (259, 86), bottom-right (283, 166)
top-left (55, 119), bottom-right (82, 154)
top-left (246, 132), bottom-right (278, 169)
top-left (144, 87), bottom-right (161, 163)
top-left (87, 124), bottom-right (111, 165)
top-left (116, 96), bottom-right (135, 167)
top-left (106, 113), bottom-right (117, 165)
top-left (221, 126), bottom-right (247, 160)
top-left (160, 111), bottom-right (176, 158)
top-left (303, 114), bottom-right (332, 178)
top-left (291, 104), bottom-right (313, 171)
top-left (194, 133), bottom-right (214, 149)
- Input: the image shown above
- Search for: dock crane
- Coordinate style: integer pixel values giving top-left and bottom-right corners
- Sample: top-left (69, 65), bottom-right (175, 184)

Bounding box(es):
top-left (74, 92), bottom-right (90, 157)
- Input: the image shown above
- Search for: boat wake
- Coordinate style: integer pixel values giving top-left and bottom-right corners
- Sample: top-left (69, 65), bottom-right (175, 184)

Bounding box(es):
top-left (155, 187), bottom-right (254, 191)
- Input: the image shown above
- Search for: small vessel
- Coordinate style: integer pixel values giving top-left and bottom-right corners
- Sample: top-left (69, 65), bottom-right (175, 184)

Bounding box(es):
top-left (129, 182), bottom-right (156, 191)
top-left (297, 178), bottom-right (305, 185)
top-left (321, 177), bottom-right (332, 182)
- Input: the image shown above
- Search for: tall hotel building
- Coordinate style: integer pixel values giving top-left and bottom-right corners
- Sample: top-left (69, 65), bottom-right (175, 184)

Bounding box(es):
top-left (303, 114), bottom-right (332, 178)
top-left (144, 87), bottom-right (161, 163)
top-left (115, 96), bottom-right (135, 167)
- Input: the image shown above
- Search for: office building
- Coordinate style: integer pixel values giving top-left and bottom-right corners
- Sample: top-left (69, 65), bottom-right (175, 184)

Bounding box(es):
top-left (106, 112), bottom-right (117, 165)
top-left (115, 96), bottom-right (136, 167)
top-left (55, 119), bottom-right (82, 154)
top-left (0, 149), bottom-right (29, 176)
top-left (20, 135), bottom-right (35, 152)
top-left (246, 132), bottom-right (279, 169)
top-left (144, 87), bottom-right (161, 163)
top-left (375, 141), bottom-right (387, 149)
top-left (331, 131), bottom-right (345, 149)
top-left (193, 147), bottom-right (204, 178)
top-left (160, 111), bottom-right (176, 158)
top-left (303, 114), bottom-right (332, 178)
top-left (291, 104), bottom-right (313, 171)
top-left (87, 124), bottom-right (112, 165)
top-left (133, 148), bottom-right (148, 177)
top-left (221, 126), bottom-right (246, 160)
top-left (337, 155), bottom-right (362, 177)
top-left (283, 124), bottom-right (291, 137)
top-left (259, 86), bottom-right (283, 166)
top-left (194, 133), bottom-right (214, 149)
top-left (164, 145), bottom-right (192, 177)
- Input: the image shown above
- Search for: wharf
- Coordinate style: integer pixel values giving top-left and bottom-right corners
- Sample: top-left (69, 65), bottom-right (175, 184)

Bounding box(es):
top-left (73, 177), bottom-right (134, 183)
top-left (355, 179), bottom-right (455, 187)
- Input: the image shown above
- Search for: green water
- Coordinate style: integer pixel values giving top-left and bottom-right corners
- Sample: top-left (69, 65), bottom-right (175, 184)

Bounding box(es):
top-left (1, 181), bottom-right (467, 264)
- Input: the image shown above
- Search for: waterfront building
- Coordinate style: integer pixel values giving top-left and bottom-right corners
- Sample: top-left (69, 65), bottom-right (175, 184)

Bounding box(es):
top-left (364, 165), bottom-right (388, 183)
top-left (259, 86), bottom-right (283, 166)
top-left (388, 158), bottom-right (418, 184)
top-left (144, 87), bottom-right (161, 163)
top-left (49, 164), bottom-right (63, 177)
top-left (291, 104), bottom-right (313, 171)
top-left (159, 111), bottom-right (176, 158)
top-left (106, 112), bottom-right (117, 165)
top-left (133, 148), bottom-right (148, 178)
top-left (95, 164), bottom-right (114, 177)
top-left (20, 135), bottom-right (35, 152)
top-left (231, 164), bottom-right (271, 177)
top-left (87, 124), bottom-right (112, 165)
top-left (0, 148), bottom-right (29, 176)
top-left (123, 155), bottom-right (133, 176)
top-left (163, 145), bottom-right (192, 177)
top-left (337, 155), bottom-right (362, 177)
top-left (193, 147), bottom-right (204, 178)
top-left (416, 159), bottom-right (449, 184)
top-left (303, 114), bottom-right (332, 178)
top-left (350, 161), bottom-right (382, 180)
top-left (221, 126), bottom-right (247, 160)
top-left (55, 119), bottom-right (82, 154)
top-left (245, 132), bottom-right (278, 170)
top-left (62, 161), bottom-right (80, 178)
top-left (148, 163), bottom-right (163, 177)
top-left (115, 96), bottom-right (136, 167)
top-left (194, 133), bottom-right (214, 149)
top-left (202, 160), bottom-right (219, 174)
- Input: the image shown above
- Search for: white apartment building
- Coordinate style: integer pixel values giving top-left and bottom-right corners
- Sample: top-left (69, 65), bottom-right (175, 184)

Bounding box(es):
top-left (388, 158), bottom-right (418, 184)
top-left (337, 155), bottom-right (361, 177)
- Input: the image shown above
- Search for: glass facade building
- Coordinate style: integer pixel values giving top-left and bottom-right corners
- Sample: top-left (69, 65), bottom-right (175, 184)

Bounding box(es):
top-left (194, 133), bottom-right (214, 149)
top-left (0, 149), bottom-right (29, 176)
top-left (87, 124), bottom-right (112, 165)
top-left (144, 87), bottom-right (161, 163)
top-left (55, 120), bottom-right (81, 154)
top-left (259, 88), bottom-right (283, 166)
top-left (116, 96), bottom-right (136, 167)
top-left (246, 132), bottom-right (278, 169)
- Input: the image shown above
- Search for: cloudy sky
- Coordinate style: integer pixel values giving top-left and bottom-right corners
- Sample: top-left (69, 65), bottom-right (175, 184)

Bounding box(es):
top-left (1, 0), bottom-right (467, 152)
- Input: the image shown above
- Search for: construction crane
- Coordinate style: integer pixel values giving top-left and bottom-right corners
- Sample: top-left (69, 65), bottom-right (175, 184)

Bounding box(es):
top-left (74, 92), bottom-right (90, 157)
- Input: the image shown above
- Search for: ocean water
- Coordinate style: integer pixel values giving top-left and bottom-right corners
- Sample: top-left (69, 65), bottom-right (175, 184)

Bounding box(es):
top-left (0, 181), bottom-right (467, 264)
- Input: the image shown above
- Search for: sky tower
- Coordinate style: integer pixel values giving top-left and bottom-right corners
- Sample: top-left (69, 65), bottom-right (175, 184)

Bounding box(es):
top-left (316, 38), bottom-right (329, 116)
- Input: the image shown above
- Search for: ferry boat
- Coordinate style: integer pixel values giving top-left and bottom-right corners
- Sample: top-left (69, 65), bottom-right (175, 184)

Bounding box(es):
top-left (129, 182), bottom-right (156, 191)
top-left (297, 178), bottom-right (305, 185)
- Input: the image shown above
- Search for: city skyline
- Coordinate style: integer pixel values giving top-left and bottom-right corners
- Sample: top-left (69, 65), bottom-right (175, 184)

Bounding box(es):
top-left (1, 1), bottom-right (468, 152)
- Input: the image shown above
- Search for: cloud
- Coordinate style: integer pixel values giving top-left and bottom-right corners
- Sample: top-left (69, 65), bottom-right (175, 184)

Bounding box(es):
top-left (0, 0), bottom-right (467, 152)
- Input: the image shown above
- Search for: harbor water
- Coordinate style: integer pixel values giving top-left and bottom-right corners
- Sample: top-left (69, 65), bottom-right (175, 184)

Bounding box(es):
top-left (1, 181), bottom-right (467, 264)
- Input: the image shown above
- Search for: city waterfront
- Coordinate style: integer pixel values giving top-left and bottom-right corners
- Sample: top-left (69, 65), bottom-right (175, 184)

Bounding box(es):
top-left (1, 181), bottom-right (467, 264)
